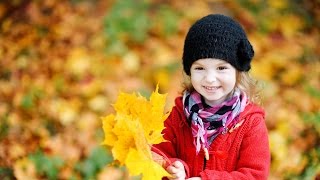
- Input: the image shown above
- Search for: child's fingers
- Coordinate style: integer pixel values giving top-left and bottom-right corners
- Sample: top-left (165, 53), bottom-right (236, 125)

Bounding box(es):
top-left (166, 165), bottom-right (177, 174)
top-left (166, 161), bottom-right (186, 180)
top-left (172, 160), bottom-right (184, 169)
top-left (173, 170), bottom-right (186, 180)
top-left (166, 161), bottom-right (183, 174)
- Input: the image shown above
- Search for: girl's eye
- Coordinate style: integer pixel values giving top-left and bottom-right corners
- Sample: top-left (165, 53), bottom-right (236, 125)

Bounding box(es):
top-left (217, 66), bottom-right (227, 70)
top-left (194, 67), bottom-right (204, 70)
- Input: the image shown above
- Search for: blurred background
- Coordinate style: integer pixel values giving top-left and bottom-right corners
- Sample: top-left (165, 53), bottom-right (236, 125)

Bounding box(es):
top-left (0, 0), bottom-right (319, 179)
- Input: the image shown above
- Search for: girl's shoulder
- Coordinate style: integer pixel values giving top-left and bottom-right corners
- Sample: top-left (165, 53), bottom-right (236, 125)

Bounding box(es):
top-left (235, 102), bottom-right (267, 133)
top-left (165, 96), bottom-right (187, 126)
top-left (171, 96), bottom-right (184, 115)
top-left (241, 102), bottom-right (265, 120)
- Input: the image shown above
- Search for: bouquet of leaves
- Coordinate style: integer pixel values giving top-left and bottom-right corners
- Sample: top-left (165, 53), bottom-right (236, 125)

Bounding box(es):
top-left (101, 86), bottom-right (171, 180)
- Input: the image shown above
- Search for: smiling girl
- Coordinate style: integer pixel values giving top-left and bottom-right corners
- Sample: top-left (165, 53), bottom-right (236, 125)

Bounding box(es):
top-left (152, 14), bottom-right (270, 180)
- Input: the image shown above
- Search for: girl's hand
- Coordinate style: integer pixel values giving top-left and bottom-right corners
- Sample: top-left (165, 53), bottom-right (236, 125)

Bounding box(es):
top-left (166, 160), bottom-right (186, 180)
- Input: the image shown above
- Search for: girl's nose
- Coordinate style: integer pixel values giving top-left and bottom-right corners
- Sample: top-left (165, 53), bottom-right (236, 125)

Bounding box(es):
top-left (204, 70), bottom-right (217, 83)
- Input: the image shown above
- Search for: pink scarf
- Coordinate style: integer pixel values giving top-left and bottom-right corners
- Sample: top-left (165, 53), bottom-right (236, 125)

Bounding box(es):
top-left (183, 88), bottom-right (247, 154)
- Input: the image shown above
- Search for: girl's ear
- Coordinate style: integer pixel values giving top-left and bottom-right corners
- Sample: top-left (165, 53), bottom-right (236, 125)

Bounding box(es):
top-left (237, 39), bottom-right (254, 71)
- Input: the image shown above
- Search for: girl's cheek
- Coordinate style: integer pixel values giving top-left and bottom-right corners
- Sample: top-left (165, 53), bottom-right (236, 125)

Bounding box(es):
top-left (191, 73), bottom-right (203, 82)
top-left (191, 71), bottom-right (205, 77)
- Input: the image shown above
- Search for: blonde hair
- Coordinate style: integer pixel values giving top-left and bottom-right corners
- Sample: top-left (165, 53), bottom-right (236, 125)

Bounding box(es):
top-left (181, 71), bottom-right (261, 104)
top-left (235, 71), bottom-right (261, 104)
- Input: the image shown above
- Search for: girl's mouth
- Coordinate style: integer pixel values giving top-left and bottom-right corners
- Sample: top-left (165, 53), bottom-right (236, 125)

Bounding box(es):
top-left (203, 86), bottom-right (220, 90)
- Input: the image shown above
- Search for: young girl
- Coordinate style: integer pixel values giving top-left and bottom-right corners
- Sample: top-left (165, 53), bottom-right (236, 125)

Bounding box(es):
top-left (152, 14), bottom-right (270, 180)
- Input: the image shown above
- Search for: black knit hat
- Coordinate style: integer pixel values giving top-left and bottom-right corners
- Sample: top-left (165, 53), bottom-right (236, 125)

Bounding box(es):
top-left (183, 14), bottom-right (254, 75)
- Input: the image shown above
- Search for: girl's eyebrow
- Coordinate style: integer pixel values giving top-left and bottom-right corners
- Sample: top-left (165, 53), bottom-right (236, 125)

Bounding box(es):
top-left (216, 61), bottom-right (229, 66)
top-left (193, 61), bottom-right (229, 66)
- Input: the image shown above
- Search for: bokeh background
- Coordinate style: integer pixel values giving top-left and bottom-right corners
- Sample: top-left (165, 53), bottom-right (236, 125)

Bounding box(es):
top-left (0, 0), bottom-right (319, 179)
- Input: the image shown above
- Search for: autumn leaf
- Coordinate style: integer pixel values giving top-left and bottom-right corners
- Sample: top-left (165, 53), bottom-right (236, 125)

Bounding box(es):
top-left (101, 114), bottom-right (117, 147)
top-left (101, 85), bottom-right (170, 179)
top-left (125, 148), bottom-right (170, 180)
top-left (111, 114), bottom-right (136, 163)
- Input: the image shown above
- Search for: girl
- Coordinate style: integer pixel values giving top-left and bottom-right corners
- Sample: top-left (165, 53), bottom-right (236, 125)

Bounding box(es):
top-left (152, 14), bottom-right (270, 180)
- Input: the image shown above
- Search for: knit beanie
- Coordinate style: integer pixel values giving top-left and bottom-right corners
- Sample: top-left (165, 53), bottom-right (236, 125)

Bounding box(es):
top-left (183, 14), bottom-right (254, 75)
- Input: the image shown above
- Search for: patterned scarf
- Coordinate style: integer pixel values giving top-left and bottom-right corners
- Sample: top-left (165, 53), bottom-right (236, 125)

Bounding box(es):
top-left (183, 88), bottom-right (247, 154)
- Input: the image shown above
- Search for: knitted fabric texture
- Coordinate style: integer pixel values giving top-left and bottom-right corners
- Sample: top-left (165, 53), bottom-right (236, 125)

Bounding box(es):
top-left (183, 14), bottom-right (254, 75)
top-left (182, 89), bottom-right (247, 154)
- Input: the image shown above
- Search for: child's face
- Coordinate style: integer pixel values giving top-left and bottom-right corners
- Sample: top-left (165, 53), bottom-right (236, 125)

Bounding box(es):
top-left (190, 58), bottom-right (237, 106)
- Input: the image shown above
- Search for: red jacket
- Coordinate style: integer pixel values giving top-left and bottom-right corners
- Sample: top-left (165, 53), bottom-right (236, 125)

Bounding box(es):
top-left (153, 97), bottom-right (270, 180)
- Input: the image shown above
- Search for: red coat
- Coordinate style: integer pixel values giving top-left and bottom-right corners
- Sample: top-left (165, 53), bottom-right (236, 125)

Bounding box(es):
top-left (153, 97), bottom-right (270, 180)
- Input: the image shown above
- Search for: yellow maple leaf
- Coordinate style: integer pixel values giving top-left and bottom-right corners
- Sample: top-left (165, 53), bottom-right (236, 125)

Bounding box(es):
top-left (101, 114), bottom-right (117, 147)
top-left (126, 148), bottom-right (170, 180)
top-left (144, 85), bottom-right (170, 144)
top-left (101, 85), bottom-right (170, 179)
top-left (131, 117), bottom-right (152, 158)
top-left (111, 114), bottom-right (136, 163)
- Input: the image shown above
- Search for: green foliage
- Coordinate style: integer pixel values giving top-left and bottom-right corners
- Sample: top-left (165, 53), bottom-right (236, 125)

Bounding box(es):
top-left (29, 150), bottom-right (64, 180)
top-left (0, 167), bottom-right (15, 180)
top-left (75, 146), bottom-right (113, 180)
top-left (298, 113), bottom-right (320, 179)
top-left (154, 5), bottom-right (181, 37)
top-left (0, 115), bottom-right (9, 140)
top-left (238, 0), bottom-right (316, 33)
top-left (297, 147), bottom-right (320, 180)
top-left (238, 0), bottom-right (267, 15)
top-left (69, 0), bottom-right (93, 4)
top-left (162, 62), bottom-right (180, 74)
top-left (103, 0), bottom-right (180, 55)
top-left (305, 85), bottom-right (320, 99)
top-left (103, 0), bottom-right (151, 55)
top-left (303, 112), bottom-right (320, 134)
top-left (21, 92), bottom-right (35, 110)
top-left (104, 0), bottom-right (151, 44)
top-left (20, 87), bottom-right (44, 110)
top-left (286, 0), bottom-right (316, 29)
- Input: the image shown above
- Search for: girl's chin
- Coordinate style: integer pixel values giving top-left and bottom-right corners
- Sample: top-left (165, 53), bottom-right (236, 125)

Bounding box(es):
top-left (203, 96), bottom-right (226, 106)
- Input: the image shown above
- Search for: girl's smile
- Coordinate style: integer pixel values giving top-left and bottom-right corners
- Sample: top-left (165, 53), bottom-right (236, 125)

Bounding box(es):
top-left (203, 85), bottom-right (221, 91)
